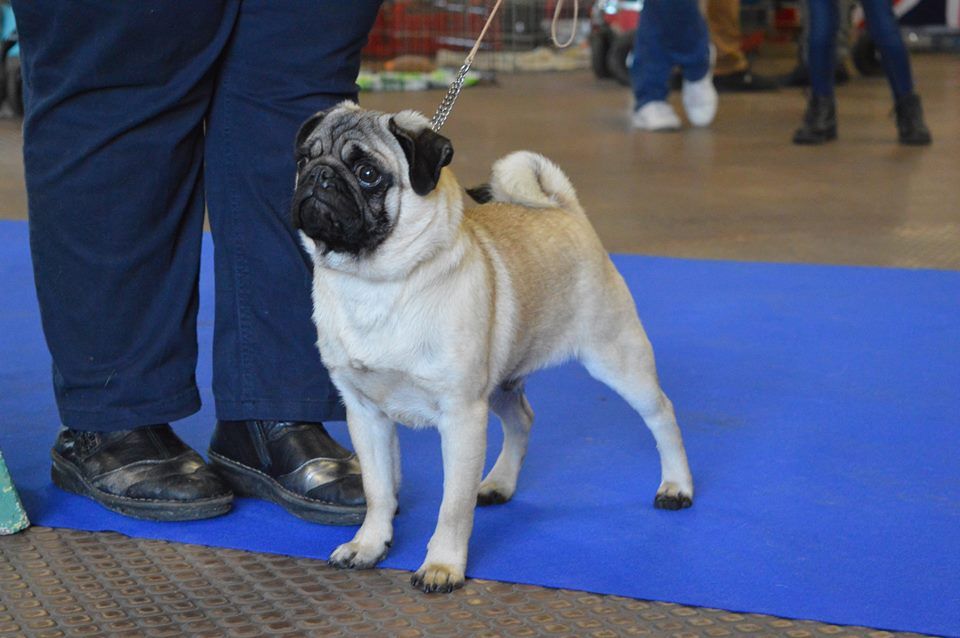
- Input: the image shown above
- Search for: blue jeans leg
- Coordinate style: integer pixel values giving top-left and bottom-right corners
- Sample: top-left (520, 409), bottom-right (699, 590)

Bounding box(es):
top-left (859, 0), bottom-right (915, 98)
top-left (807, 0), bottom-right (840, 96)
top-left (632, 0), bottom-right (672, 108)
top-left (662, 0), bottom-right (711, 83)
top-left (204, 0), bottom-right (383, 423)
top-left (631, 0), bottom-right (711, 108)
top-left (14, 0), bottom-right (240, 431)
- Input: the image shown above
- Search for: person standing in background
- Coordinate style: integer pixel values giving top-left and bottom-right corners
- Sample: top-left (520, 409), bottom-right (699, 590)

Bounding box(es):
top-left (707, 0), bottom-right (779, 92)
top-left (631, 0), bottom-right (718, 131)
top-left (781, 0), bottom-right (854, 87)
top-left (793, 0), bottom-right (931, 145)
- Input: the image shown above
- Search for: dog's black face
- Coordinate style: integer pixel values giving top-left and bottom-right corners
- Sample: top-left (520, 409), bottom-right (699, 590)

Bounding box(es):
top-left (291, 104), bottom-right (453, 258)
top-left (292, 144), bottom-right (395, 256)
top-left (292, 115), bottom-right (396, 256)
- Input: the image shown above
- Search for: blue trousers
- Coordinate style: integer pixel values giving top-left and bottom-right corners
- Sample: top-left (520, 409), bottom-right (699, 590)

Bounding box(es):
top-left (631, 0), bottom-right (711, 108)
top-left (808, 0), bottom-right (914, 98)
top-left (13, 1), bottom-right (382, 431)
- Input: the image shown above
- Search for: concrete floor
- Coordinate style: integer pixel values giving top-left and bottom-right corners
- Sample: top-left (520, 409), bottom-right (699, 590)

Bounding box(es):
top-left (0, 53), bottom-right (957, 637)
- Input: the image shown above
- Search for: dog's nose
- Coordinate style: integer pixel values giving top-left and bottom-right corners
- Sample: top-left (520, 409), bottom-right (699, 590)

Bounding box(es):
top-left (308, 165), bottom-right (336, 191)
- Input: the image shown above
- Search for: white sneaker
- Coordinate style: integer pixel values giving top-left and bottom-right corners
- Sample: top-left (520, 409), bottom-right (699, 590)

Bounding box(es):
top-left (682, 73), bottom-right (718, 127)
top-left (631, 101), bottom-right (682, 131)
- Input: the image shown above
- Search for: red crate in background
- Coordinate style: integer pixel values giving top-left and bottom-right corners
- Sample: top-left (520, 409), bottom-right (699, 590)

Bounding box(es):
top-left (363, 1), bottom-right (503, 61)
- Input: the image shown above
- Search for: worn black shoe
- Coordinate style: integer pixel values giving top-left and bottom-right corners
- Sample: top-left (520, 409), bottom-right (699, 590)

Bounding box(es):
top-left (894, 93), bottom-right (932, 146)
top-left (793, 95), bottom-right (837, 145)
top-left (208, 420), bottom-right (365, 525)
top-left (51, 425), bottom-right (233, 521)
top-left (713, 70), bottom-right (779, 93)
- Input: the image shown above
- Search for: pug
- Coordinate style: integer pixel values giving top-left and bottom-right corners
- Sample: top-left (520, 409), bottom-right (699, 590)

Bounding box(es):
top-left (292, 102), bottom-right (693, 594)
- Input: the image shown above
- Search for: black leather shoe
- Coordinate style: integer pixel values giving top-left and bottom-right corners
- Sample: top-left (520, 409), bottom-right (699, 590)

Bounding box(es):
top-left (793, 95), bottom-right (837, 145)
top-left (208, 420), bottom-right (365, 525)
top-left (713, 70), bottom-right (778, 93)
top-left (51, 425), bottom-right (233, 521)
top-left (894, 93), bottom-right (932, 146)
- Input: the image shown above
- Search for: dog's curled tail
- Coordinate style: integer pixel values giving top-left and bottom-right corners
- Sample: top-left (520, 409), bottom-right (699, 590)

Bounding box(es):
top-left (472, 151), bottom-right (585, 217)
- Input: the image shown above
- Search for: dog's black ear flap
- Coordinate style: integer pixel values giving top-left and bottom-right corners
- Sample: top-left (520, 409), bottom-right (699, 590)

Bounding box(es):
top-left (389, 118), bottom-right (454, 196)
top-left (295, 111), bottom-right (327, 151)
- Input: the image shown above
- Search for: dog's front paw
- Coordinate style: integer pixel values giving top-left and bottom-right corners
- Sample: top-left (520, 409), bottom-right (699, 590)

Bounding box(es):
top-left (477, 480), bottom-right (513, 506)
top-left (410, 563), bottom-right (464, 594)
top-left (328, 540), bottom-right (391, 570)
top-left (653, 481), bottom-right (693, 510)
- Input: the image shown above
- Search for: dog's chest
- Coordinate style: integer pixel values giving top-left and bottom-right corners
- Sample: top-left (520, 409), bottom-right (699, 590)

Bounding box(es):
top-left (338, 364), bottom-right (442, 427)
top-left (312, 284), bottom-right (450, 427)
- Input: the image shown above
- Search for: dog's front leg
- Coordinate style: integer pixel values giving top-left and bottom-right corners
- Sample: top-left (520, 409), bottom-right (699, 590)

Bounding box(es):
top-left (329, 401), bottom-right (398, 569)
top-left (412, 400), bottom-right (488, 593)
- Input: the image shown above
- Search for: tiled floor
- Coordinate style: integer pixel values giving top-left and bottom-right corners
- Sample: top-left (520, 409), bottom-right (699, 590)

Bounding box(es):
top-left (1, 53), bottom-right (957, 637)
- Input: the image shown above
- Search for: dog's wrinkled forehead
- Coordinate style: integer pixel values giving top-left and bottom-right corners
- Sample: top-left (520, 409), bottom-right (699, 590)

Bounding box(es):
top-left (297, 102), bottom-right (433, 160)
top-left (299, 104), bottom-right (382, 158)
top-left (296, 103), bottom-right (452, 197)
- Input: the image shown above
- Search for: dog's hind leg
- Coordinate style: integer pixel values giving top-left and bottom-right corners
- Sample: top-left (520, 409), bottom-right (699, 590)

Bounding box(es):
top-left (580, 321), bottom-right (694, 510)
top-left (329, 400), bottom-right (398, 570)
top-left (478, 379), bottom-right (534, 506)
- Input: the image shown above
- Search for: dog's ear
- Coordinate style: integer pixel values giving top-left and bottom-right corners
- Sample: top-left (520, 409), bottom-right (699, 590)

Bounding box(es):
top-left (389, 118), bottom-right (454, 196)
top-left (295, 111), bottom-right (327, 151)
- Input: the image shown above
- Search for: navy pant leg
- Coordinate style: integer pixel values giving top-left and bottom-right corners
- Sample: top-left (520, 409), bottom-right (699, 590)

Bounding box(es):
top-left (14, 1), bottom-right (240, 431)
top-left (632, 0), bottom-right (710, 108)
top-left (204, 1), bottom-right (383, 422)
top-left (632, 0), bottom-right (671, 107)
top-left (807, 0), bottom-right (840, 96)
top-left (859, 0), bottom-right (915, 98)
top-left (661, 0), bottom-right (711, 83)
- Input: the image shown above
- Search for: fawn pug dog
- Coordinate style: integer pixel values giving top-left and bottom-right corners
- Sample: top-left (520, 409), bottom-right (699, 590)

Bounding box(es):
top-left (292, 102), bottom-right (693, 593)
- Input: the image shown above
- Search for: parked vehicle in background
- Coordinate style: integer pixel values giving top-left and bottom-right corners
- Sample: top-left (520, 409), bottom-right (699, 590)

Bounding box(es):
top-left (589, 0), bottom-right (641, 85)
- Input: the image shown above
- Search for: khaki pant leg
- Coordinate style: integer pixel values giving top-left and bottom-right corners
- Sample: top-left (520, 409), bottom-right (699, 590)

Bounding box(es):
top-left (707, 0), bottom-right (748, 75)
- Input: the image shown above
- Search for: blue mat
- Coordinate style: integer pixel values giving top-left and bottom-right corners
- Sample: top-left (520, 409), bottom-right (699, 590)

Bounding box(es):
top-left (1, 219), bottom-right (958, 636)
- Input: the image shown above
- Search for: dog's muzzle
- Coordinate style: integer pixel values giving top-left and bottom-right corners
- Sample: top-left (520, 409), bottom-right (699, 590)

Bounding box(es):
top-left (292, 165), bottom-right (368, 254)
top-left (294, 165), bottom-right (346, 229)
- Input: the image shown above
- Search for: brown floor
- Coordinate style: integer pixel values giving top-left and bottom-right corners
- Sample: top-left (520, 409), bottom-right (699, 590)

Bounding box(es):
top-left (3, 54), bottom-right (960, 269)
top-left (1, 53), bottom-right (957, 637)
top-left (361, 53), bottom-right (960, 269)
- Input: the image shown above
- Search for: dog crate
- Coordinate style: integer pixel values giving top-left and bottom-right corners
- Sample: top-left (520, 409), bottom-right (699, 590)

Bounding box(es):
top-left (359, 0), bottom-right (589, 90)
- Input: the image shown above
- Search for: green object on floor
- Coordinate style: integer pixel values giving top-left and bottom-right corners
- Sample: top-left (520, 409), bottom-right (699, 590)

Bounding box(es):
top-left (0, 450), bottom-right (29, 534)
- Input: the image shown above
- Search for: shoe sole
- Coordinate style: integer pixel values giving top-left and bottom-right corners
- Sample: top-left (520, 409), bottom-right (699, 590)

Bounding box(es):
top-left (51, 452), bottom-right (233, 522)
top-left (793, 128), bottom-right (837, 145)
top-left (208, 451), bottom-right (366, 526)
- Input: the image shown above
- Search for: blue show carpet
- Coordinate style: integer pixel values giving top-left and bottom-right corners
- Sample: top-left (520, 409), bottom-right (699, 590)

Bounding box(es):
top-left (1, 220), bottom-right (958, 636)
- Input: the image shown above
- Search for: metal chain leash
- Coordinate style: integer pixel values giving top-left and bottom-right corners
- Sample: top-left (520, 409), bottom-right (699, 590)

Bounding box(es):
top-left (430, 61), bottom-right (472, 131)
top-left (430, 0), bottom-right (578, 132)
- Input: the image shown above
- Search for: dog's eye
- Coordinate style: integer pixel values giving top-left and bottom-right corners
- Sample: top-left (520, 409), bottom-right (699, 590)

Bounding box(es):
top-left (356, 164), bottom-right (382, 189)
top-left (297, 156), bottom-right (309, 172)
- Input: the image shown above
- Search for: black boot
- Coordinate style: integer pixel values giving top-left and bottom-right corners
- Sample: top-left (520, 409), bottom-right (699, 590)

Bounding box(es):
top-left (51, 424), bottom-right (233, 521)
top-left (894, 93), bottom-right (932, 146)
top-left (208, 420), bottom-right (365, 525)
top-left (793, 95), bottom-right (837, 145)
